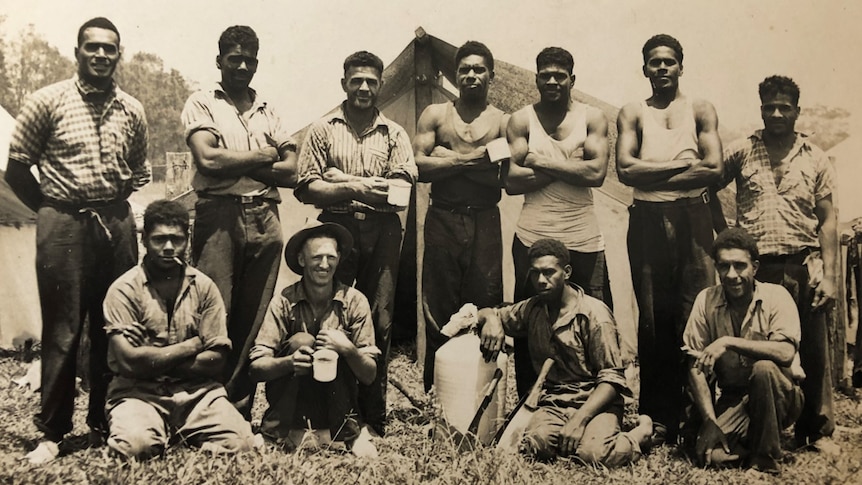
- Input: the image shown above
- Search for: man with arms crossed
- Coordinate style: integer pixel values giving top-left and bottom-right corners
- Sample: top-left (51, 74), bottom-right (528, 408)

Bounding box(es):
top-left (413, 41), bottom-right (508, 391)
top-left (506, 46), bottom-right (612, 398)
top-left (616, 34), bottom-right (723, 446)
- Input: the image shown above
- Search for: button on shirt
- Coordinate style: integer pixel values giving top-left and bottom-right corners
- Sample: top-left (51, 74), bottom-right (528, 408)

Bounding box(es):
top-left (102, 264), bottom-right (231, 385)
top-left (719, 130), bottom-right (834, 256)
top-left (8, 76), bottom-right (150, 204)
top-left (181, 83), bottom-right (296, 199)
top-left (295, 103), bottom-right (417, 213)
top-left (495, 283), bottom-right (630, 407)
top-left (683, 282), bottom-right (804, 389)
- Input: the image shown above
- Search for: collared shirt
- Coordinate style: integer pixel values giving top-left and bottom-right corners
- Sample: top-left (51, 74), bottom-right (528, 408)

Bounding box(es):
top-left (496, 283), bottom-right (630, 407)
top-left (295, 103), bottom-right (417, 213)
top-left (9, 76), bottom-right (150, 204)
top-left (250, 280), bottom-right (376, 362)
top-left (683, 281), bottom-right (804, 389)
top-left (181, 83), bottom-right (296, 199)
top-left (102, 264), bottom-right (231, 384)
top-left (719, 130), bottom-right (834, 256)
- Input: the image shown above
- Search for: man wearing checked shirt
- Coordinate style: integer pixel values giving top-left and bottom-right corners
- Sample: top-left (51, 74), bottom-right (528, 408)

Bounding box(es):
top-left (295, 50), bottom-right (418, 437)
top-left (5, 17), bottom-right (149, 464)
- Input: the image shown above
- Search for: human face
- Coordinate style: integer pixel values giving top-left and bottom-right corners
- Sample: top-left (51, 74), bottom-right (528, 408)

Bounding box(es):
top-left (643, 46), bottom-right (682, 91)
top-left (75, 27), bottom-right (121, 86)
top-left (760, 92), bottom-right (800, 137)
top-left (536, 64), bottom-right (573, 104)
top-left (715, 248), bottom-right (759, 303)
top-left (341, 66), bottom-right (381, 112)
top-left (217, 44), bottom-right (259, 91)
top-left (144, 224), bottom-right (188, 271)
top-left (456, 54), bottom-right (493, 101)
top-left (298, 236), bottom-right (340, 287)
top-left (528, 255), bottom-right (572, 301)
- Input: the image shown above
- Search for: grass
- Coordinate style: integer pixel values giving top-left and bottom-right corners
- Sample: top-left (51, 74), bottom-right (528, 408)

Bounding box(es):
top-left (0, 346), bottom-right (860, 484)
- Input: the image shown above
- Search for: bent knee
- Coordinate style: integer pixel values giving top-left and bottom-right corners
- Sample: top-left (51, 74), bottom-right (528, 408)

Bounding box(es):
top-left (521, 430), bottom-right (557, 461)
top-left (576, 440), bottom-right (608, 465)
top-left (107, 432), bottom-right (165, 460)
top-left (751, 360), bottom-right (781, 379)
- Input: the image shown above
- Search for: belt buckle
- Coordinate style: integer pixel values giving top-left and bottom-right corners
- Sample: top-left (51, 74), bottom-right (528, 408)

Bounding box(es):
top-left (354, 212), bottom-right (366, 221)
top-left (240, 195), bottom-right (256, 204)
top-left (701, 191), bottom-right (710, 204)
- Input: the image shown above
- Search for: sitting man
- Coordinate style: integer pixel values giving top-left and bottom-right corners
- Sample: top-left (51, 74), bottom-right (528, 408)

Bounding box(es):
top-left (683, 227), bottom-right (804, 474)
top-left (102, 200), bottom-right (255, 459)
top-left (479, 238), bottom-right (652, 465)
top-left (249, 221), bottom-right (379, 456)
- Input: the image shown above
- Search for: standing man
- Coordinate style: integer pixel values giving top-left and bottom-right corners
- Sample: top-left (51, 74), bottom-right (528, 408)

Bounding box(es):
top-left (295, 51), bottom-right (417, 436)
top-left (506, 47), bottom-right (612, 398)
top-left (714, 75), bottom-right (838, 449)
top-left (5, 17), bottom-right (149, 464)
top-left (181, 25), bottom-right (297, 419)
top-left (683, 228), bottom-right (804, 474)
top-left (616, 34), bottom-right (723, 446)
top-left (413, 41), bottom-right (507, 391)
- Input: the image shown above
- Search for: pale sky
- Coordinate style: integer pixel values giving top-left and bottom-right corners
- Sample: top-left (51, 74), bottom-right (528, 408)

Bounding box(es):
top-left (4, 0), bottom-right (861, 133)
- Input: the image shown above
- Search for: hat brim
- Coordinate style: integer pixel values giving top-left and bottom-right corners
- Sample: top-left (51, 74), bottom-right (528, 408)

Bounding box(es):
top-left (284, 222), bottom-right (354, 275)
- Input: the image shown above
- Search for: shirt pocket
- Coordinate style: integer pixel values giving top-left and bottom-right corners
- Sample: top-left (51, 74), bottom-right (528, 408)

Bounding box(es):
top-left (779, 162), bottom-right (817, 215)
top-left (737, 164), bottom-right (766, 220)
top-left (364, 146), bottom-right (390, 176)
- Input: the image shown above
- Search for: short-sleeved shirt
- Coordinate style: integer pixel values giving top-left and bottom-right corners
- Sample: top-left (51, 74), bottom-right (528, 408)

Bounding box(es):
top-left (294, 103), bottom-right (417, 213)
top-left (495, 283), bottom-right (629, 406)
top-left (8, 76), bottom-right (150, 204)
top-left (250, 280), bottom-right (376, 362)
top-left (682, 281), bottom-right (804, 389)
top-left (102, 264), bottom-right (231, 385)
top-left (719, 130), bottom-right (834, 256)
top-left (181, 83), bottom-right (296, 199)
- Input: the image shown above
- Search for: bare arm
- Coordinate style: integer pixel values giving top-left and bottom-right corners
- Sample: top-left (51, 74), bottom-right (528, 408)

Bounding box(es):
top-left (170, 348), bottom-right (227, 379)
top-left (247, 144), bottom-right (298, 188)
top-left (558, 382), bottom-right (619, 456)
top-left (187, 129), bottom-right (279, 178)
top-left (5, 159), bottom-right (42, 212)
top-left (813, 195), bottom-right (839, 308)
top-left (615, 103), bottom-right (691, 187)
top-left (414, 105), bottom-right (487, 182)
top-left (524, 107), bottom-right (609, 187)
top-left (504, 108), bottom-right (554, 195)
top-left (108, 334), bottom-right (203, 380)
top-left (249, 346), bottom-right (313, 382)
top-left (301, 178), bottom-right (389, 207)
top-left (694, 336), bottom-right (796, 376)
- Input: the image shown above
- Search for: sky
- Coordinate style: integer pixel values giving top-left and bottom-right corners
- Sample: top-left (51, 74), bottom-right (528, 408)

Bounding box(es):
top-left (4, 0), bottom-right (861, 134)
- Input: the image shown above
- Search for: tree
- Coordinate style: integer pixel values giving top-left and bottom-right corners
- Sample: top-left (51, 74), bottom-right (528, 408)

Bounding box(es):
top-left (3, 24), bottom-right (75, 117)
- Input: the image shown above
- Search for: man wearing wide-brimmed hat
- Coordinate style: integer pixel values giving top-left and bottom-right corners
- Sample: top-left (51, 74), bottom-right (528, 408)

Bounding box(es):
top-left (249, 221), bottom-right (379, 456)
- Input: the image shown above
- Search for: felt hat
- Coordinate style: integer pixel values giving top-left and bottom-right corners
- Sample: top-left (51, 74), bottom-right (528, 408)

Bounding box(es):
top-left (284, 220), bottom-right (353, 275)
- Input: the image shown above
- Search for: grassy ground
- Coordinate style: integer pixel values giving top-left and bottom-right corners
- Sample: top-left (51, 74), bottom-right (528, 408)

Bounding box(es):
top-left (0, 346), bottom-right (860, 485)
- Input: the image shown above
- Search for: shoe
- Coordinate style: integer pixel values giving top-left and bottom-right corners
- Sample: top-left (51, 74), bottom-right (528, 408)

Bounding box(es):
top-left (25, 441), bottom-right (60, 465)
top-left (88, 428), bottom-right (106, 448)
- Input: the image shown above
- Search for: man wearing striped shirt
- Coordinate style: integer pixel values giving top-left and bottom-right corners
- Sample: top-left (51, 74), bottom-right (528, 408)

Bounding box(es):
top-left (295, 51), bottom-right (418, 437)
top-left (5, 17), bottom-right (149, 464)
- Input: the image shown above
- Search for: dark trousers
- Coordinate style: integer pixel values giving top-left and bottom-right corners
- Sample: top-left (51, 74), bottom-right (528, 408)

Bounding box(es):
top-left (757, 252), bottom-right (835, 442)
top-left (628, 199), bottom-right (715, 442)
top-left (35, 201), bottom-right (138, 440)
top-left (318, 211), bottom-right (402, 435)
top-left (511, 235), bottom-right (613, 398)
top-left (192, 196), bottom-right (283, 419)
top-left (421, 206), bottom-right (503, 392)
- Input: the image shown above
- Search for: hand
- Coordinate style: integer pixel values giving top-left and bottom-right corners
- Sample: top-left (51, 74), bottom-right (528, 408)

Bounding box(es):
top-left (323, 166), bottom-right (354, 183)
top-left (695, 418), bottom-right (731, 467)
top-left (463, 147), bottom-right (488, 166)
top-left (811, 277), bottom-right (836, 310)
top-left (315, 328), bottom-right (354, 355)
top-left (478, 310), bottom-right (504, 363)
top-left (291, 345), bottom-right (314, 376)
top-left (356, 177), bottom-right (389, 205)
top-left (558, 416), bottom-right (587, 457)
top-left (694, 337), bottom-right (728, 377)
top-left (121, 322), bottom-right (148, 347)
top-left (430, 145), bottom-right (457, 158)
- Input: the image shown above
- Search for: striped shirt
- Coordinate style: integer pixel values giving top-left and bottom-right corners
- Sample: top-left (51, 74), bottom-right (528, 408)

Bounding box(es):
top-left (181, 83), bottom-right (296, 199)
top-left (295, 103), bottom-right (417, 213)
top-left (8, 76), bottom-right (150, 204)
top-left (719, 130), bottom-right (834, 256)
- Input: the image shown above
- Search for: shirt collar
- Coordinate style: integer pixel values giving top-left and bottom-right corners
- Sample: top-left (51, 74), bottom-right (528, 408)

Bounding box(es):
top-left (751, 129), bottom-right (814, 154)
top-left (74, 74), bottom-right (117, 99)
top-left (327, 102), bottom-right (388, 134)
top-left (536, 282), bottom-right (590, 331)
top-left (139, 259), bottom-right (196, 287)
top-left (289, 279), bottom-right (351, 307)
top-left (213, 82), bottom-right (266, 111)
top-left (715, 280), bottom-right (764, 309)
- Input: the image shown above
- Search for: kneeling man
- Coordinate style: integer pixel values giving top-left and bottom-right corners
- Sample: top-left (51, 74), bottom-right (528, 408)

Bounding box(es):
top-left (249, 221), bottom-right (378, 454)
top-left (479, 238), bottom-right (652, 465)
top-left (683, 227), bottom-right (804, 474)
top-left (103, 200), bottom-right (254, 459)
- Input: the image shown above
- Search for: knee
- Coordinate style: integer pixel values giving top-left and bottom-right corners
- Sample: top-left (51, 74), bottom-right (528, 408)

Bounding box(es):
top-left (521, 429), bottom-right (557, 462)
top-left (576, 439), bottom-right (607, 465)
top-left (751, 360), bottom-right (780, 382)
top-left (107, 430), bottom-right (165, 460)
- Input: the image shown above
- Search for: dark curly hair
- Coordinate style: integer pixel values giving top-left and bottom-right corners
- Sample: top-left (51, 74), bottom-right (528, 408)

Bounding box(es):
top-left (711, 227), bottom-right (759, 262)
top-left (536, 47), bottom-right (573, 74)
top-left (528, 238), bottom-right (570, 266)
top-left (343, 51), bottom-right (384, 77)
top-left (78, 17), bottom-right (120, 47)
top-left (642, 34), bottom-right (683, 64)
top-left (218, 25), bottom-right (259, 55)
top-left (455, 41), bottom-right (495, 72)
top-left (144, 199), bottom-right (190, 235)
top-left (759, 75), bottom-right (800, 105)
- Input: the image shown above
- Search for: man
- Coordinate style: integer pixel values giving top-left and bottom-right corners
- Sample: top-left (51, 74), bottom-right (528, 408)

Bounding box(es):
top-left (295, 51), bottom-right (417, 436)
top-left (249, 221), bottom-right (379, 456)
top-left (413, 41), bottom-right (508, 391)
top-left (505, 46), bottom-right (612, 398)
top-left (102, 200), bottom-right (255, 459)
top-left (478, 238), bottom-right (652, 465)
top-left (714, 75), bottom-right (838, 449)
top-left (683, 227), bottom-right (804, 474)
top-left (615, 34), bottom-right (723, 445)
top-left (5, 17), bottom-right (149, 464)
top-left (181, 25), bottom-right (297, 419)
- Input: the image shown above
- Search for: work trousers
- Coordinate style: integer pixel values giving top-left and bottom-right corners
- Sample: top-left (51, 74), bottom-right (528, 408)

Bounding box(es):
top-left (34, 200), bottom-right (137, 440)
top-left (511, 235), bottom-right (613, 398)
top-left (192, 196), bottom-right (283, 419)
top-left (421, 206), bottom-right (503, 392)
top-left (318, 210), bottom-right (402, 436)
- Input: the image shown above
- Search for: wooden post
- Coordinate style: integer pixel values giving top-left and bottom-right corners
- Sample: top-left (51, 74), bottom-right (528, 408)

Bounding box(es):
top-left (165, 152), bottom-right (193, 199)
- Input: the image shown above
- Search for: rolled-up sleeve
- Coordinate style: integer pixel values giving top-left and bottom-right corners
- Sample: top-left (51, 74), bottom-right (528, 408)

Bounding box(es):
top-left (495, 300), bottom-right (531, 337)
top-left (266, 105), bottom-right (297, 153)
top-left (345, 291), bottom-right (377, 356)
top-left (294, 122), bottom-right (329, 197)
top-left (181, 92), bottom-right (221, 142)
top-left (250, 295), bottom-right (290, 361)
top-left (129, 107), bottom-right (151, 189)
top-left (102, 280), bottom-right (140, 336)
top-left (682, 288), bottom-right (712, 353)
top-left (763, 285), bottom-right (801, 349)
top-left (586, 306), bottom-right (630, 396)
top-left (196, 279), bottom-right (231, 351)
top-left (385, 125), bottom-right (418, 183)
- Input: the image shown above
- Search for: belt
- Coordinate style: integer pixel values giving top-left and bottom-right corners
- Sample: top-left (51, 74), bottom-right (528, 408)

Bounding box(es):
top-left (759, 247), bottom-right (813, 265)
top-left (198, 193), bottom-right (274, 206)
top-left (633, 191), bottom-right (710, 208)
top-left (430, 199), bottom-right (497, 215)
top-left (323, 209), bottom-right (389, 221)
top-left (42, 197), bottom-right (126, 211)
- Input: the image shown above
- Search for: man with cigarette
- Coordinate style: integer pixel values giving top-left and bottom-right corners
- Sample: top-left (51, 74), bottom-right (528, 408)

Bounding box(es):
top-left (249, 221), bottom-right (379, 456)
top-left (683, 228), bottom-right (804, 474)
top-left (102, 200), bottom-right (255, 459)
top-left (295, 50), bottom-right (417, 436)
top-left (413, 40), bottom-right (508, 391)
top-left (505, 46), bottom-right (613, 398)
